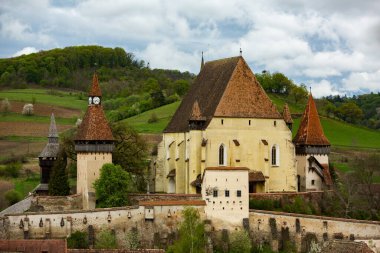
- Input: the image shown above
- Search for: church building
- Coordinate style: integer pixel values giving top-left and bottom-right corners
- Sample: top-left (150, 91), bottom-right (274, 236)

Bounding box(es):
top-left (75, 73), bottom-right (114, 209)
top-left (155, 56), bottom-right (297, 194)
top-left (293, 94), bottom-right (332, 191)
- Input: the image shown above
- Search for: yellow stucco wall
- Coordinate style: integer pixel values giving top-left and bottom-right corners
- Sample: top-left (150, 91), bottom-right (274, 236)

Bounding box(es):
top-left (77, 152), bottom-right (112, 209)
top-left (156, 117), bottom-right (297, 194)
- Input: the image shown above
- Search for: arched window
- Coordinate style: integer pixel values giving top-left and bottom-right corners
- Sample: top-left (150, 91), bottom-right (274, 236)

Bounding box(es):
top-left (271, 144), bottom-right (280, 166)
top-left (219, 144), bottom-right (226, 166)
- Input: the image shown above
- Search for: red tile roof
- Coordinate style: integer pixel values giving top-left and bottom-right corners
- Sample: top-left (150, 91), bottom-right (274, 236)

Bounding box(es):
top-left (322, 164), bottom-right (333, 186)
top-left (293, 94), bottom-right (330, 146)
top-left (282, 103), bottom-right (293, 124)
top-left (249, 171), bottom-right (266, 182)
top-left (75, 74), bottom-right (113, 141)
top-left (89, 73), bottom-right (102, 97)
top-left (165, 56), bottom-right (282, 132)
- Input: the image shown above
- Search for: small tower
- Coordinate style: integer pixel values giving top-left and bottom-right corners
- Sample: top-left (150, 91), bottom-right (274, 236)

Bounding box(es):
top-left (188, 100), bottom-right (206, 130)
top-left (37, 113), bottom-right (59, 195)
top-left (293, 94), bottom-right (332, 191)
top-left (282, 103), bottom-right (293, 130)
top-left (75, 73), bottom-right (114, 209)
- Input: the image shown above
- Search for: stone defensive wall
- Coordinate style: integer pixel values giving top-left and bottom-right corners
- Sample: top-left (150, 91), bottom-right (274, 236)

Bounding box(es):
top-left (30, 194), bottom-right (83, 212)
top-left (249, 209), bottom-right (380, 252)
top-left (128, 193), bottom-right (201, 205)
top-left (1, 200), bottom-right (206, 249)
top-left (249, 191), bottom-right (326, 201)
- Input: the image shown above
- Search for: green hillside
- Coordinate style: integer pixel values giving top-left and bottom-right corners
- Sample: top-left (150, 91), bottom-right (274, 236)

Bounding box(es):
top-left (124, 100), bottom-right (380, 149)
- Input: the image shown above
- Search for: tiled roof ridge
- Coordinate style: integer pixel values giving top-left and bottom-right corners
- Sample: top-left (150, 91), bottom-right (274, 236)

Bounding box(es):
top-left (89, 72), bottom-right (102, 97)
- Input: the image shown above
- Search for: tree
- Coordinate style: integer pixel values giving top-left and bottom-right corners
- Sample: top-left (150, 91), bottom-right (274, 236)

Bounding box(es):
top-left (22, 103), bottom-right (34, 116)
top-left (0, 98), bottom-right (11, 115)
top-left (95, 229), bottom-right (118, 249)
top-left (167, 207), bottom-right (205, 253)
top-left (336, 102), bottom-right (363, 123)
top-left (48, 148), bottom-right (70, 196)
top-left (229, 230), bottom-right (251, 253)
top-left (290, 84), bottom-right (308, 104)
top-left (111, 123), bottom-right (148, 191)
top-left (93, 163), bottom-right (132, 208)
top-left (67, 231), bottom-right (89, 249)
top-left (4, 189), bottom-right (22, 205)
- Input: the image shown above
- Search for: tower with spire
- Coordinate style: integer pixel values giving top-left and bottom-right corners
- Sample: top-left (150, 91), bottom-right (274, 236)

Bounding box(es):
top-left (75, 73), bottom-right (114, 209)
top-left (293, 93), bottom-right (332, 191)
top-left (37, 113), bottom-right (59, 195)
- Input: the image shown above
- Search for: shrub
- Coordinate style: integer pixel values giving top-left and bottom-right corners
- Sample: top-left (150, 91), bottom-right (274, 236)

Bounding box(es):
top-left (1, 98), bottom-right (11, 114)
top-left (229, 230), bottom-right (251, 253)
top-left (249, 199), bottom-right (280, 210)
top-left (0, 163), bottom-right (22, 178)
top-left (67, 231), bottom-right (89, 249)
top-left (95, 229), bottom-right (118, 249)
top-left (22, 103), bottom-right (34, 116)
top-left (148, 113), bottom-right (158, 123)
top-left (5, 189), bottom-right (22, 205)
top-left (0, 180), bottom-right (14, 210)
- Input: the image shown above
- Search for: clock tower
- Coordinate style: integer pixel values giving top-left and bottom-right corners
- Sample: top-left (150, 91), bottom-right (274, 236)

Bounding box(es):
top-left (75, 73), bottom-right (114, 209)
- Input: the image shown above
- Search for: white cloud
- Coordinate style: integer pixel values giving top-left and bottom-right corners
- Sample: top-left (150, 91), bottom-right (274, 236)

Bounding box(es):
top-left (309, 79), bottom-right (342, 98)
top-left (342, 70), bottom-right (380, 93)
top-left (13, 47), bottom-right (38, 57)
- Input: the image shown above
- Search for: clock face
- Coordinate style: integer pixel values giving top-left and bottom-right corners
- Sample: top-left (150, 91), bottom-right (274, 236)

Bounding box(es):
top-left (88, 97), bottom-right (92, 105)
top-left (93, 96), bottom-right (100, 105)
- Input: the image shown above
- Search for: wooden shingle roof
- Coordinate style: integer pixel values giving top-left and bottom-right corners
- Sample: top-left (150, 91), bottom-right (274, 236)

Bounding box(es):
top-left (282, 103), bottom-right (293, 124)
top-left (293, 94), bottom-right (330, 146)
top-left (89, 73), bottom-right (102, 97)
top-left (164, 56), bottom-right (282, 132)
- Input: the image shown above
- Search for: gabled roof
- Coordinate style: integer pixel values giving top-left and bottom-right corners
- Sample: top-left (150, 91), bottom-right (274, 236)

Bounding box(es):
top-left (89, 73), bottom-right (102, 97)
top-left (282, 103), bottom-right (293, 124)
top-left (165, 56), bottom-right (282, 132)
top-left (75, 74), bottom-right (113, 141)
top-left (293, 94), bottom-right (330, 146)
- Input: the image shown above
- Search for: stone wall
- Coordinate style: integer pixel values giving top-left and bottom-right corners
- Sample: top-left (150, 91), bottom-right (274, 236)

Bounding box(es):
top-left (128, 193), bottom-right (201, 205)
top-left (249, 191), bottom-right (325, 201)
top-left (29, 194), bottom-right (83, 212)
top-left (0, 239), bottom-right (67, 253)
top-left (2, 203), bottom-right (205, 249)
top-left (249, 210), bottom-right (380, 252)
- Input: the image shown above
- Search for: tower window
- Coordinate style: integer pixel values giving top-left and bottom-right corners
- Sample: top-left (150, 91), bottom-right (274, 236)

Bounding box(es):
top-left (213, 190), bottom-right (218, 197)
top-left (219, 144), bottom-right (226, 166)
top-left (249, 120), bottom-right (251, 125)
top-left (274, 121), bottom-right (277, 126)
top-left (237, 190), bottom-right (241, 197)
top-left (221, 119), bottom-right (224, 125)
top-left (225, 190), bottom-right (230, 197)
top-left (311, 180), bottom-right (315, 185)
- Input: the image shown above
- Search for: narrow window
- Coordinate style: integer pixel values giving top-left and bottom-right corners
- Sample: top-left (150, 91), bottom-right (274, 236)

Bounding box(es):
top-left (213, 190), bottom-right (218, 197)
top-left (311, 180), bottom-right (315, 185)
top-left (221, 119), bottom-right (224, 125)
top-left (271, 144), bottom-right (280, 166)
top-left (237, 190), bottom-right (241, 197)
top-left (271, 145), bottom-right (277, 165)
top-left (249, 120), bottom-right (251, 125)
top-left (225, 190), bottom-right (230, 197)
top-left (274, 120), bottom-right (277, 126)
top-left (219, 144), bottom-right (226, 166)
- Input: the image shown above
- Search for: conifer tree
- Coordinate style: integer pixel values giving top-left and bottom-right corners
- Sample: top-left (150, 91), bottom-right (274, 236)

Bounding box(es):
top-left (49, 148), bottom-right (70, 196)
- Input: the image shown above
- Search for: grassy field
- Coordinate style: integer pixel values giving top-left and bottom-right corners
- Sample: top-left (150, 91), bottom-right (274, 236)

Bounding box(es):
top-left (0, 88), bottom-right (87, 110)
top-left (0, 113), bottom-right (77, 125)
top-left (268, 93), bottom-right (305, 113)
top-left (123, 101), bottom-right (180, 133)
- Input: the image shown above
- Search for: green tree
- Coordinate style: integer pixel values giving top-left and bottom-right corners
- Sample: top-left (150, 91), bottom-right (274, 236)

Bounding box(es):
top-left (48, 149), bottom-right (70, 196)
top-left (290, 84), bottom-right (308, 104)
top-left (173, 79), bottom-right (190, 96)
top-left (5, 189), bottom-right (22, 205)
top-left (167, 207), bottom-right (205, 253)
top-left (93, 163), bottom-right (132, 208)
top-left (95, 229), bottom-right (118, 249)
top-left (229, 230), bottom-right (251, 253)
top-left (67, 231), bottom-right (89, 249)
top-left (111, 123), bottom-right (148, 191)
top-left (337, 102), bottom-right (363, 123)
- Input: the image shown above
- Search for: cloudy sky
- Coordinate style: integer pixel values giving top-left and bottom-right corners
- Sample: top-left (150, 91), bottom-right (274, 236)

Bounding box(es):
top-left (1, 0), bottom-right (380, 97)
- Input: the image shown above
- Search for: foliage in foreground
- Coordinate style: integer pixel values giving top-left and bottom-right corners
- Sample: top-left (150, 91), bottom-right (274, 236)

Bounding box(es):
top-left (95, 229), bottom-right (118, 249)
top-left (4, 189), bottom-right (22, 205)
top-left (94, 163), bottom-right (132, 208)
top-left (67, 231), bottom-right (89, 249)
top-left (0, 162), bottom-right (21, 178)
top-left (48, 148), bottom-right (70, 196)
top-left (167, 207), bottom-right (205, 253)
top-left (229, 230), bottom-right (251, 253)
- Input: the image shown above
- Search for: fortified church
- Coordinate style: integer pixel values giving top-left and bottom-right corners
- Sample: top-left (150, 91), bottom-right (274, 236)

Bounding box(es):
top-left (155, 55), bottom-right (332, 195)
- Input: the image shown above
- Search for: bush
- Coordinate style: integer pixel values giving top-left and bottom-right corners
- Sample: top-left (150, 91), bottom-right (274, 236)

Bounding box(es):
top-left (229, 230), bottom-right (251, 253)
top-left (283, 196), bottom-right (313, 215)
top-left (5, 189), bottom-right (22, 205)
top-left (95, 229), bottom-right (118, 249)
top-left (67, 231), bottom-right (89, 249)
top-left (0, 180), bottom-right (14, 209)
top-left (0, 163), bottom-right (22, 178)
top-left (1, 98), bottom-right (11, 114)
top-left (249, 199), bottom-right (281, 210)
top-left (148, 113), bottom-right (158, 123)
top-left (22, 103), bottom-right (34, 116)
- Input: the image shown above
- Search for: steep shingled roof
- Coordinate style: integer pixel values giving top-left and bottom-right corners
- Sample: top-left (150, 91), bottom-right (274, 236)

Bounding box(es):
top-left (39, 113), bottom-right (59, 158)
top-left (89, 73), bottom-right (102, 97)
top-left (164, 56), bottom-right (282, 132)
top-left (293, 94), bottom-right (330, 146)
top-left (75, 74), bottom-right (113, 141)
top-left (282, 103), bottom-right (293, 124)
top-left (48, 113), bottom-right (58, 138)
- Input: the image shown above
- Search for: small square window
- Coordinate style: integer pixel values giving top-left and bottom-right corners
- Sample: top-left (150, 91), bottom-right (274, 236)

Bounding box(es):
top-left (311, 180), bottom-right (315, 185)
top-left (213, 190), bottom-right (218, 197)
top-left (225, 190), bottom-right (230, 197)
top-left (274, 121), bottom-right (277, 126)
top-left (237, 190), bottom-right (241, 197)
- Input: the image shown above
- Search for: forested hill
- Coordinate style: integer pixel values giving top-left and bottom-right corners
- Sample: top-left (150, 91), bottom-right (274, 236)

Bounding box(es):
top-left (0, 45), bottom-right (194, 95)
